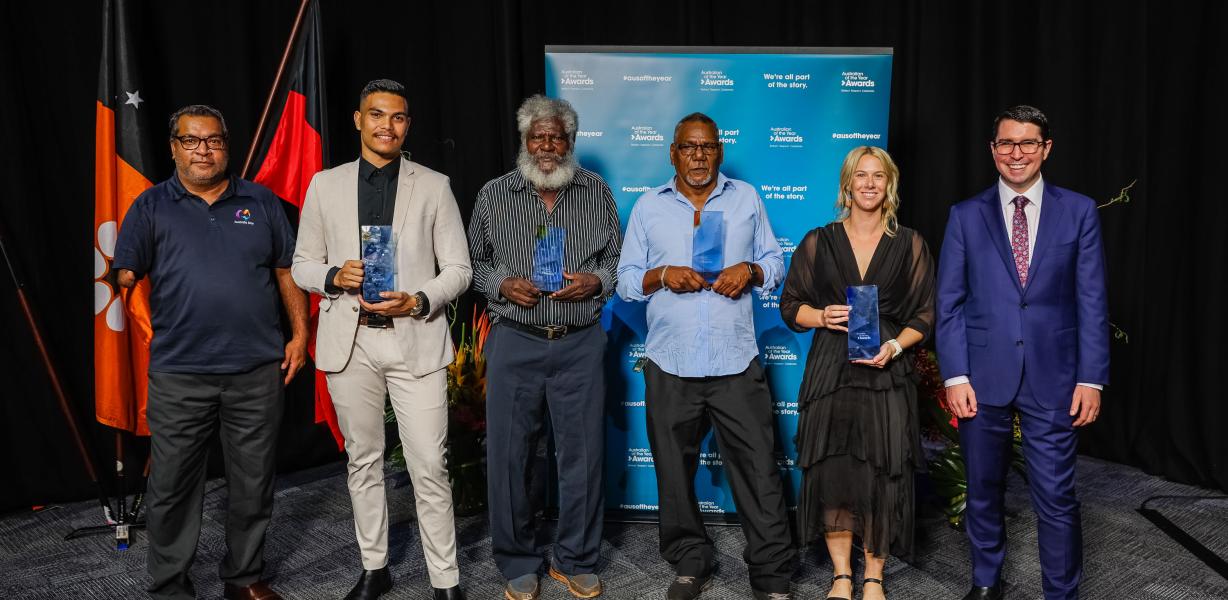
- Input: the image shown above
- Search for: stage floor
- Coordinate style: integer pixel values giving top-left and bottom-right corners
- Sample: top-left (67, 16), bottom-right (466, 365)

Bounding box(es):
top-left (2, 456), bottom-right (1225, 599)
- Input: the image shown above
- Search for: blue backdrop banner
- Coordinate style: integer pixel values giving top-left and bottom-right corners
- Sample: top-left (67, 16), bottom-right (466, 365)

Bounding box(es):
top-left (544, 46), bottom-right (893, 517)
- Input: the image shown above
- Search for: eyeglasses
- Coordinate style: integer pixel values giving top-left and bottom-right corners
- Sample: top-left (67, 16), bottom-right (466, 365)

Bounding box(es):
top-left (992, 139), bottom-right (1046, 155)
top-left (528, 133), bottom-right (568, 145)
top-left (173, 135), bottom-right (228, 150)
top-left (676, 142), bottom-right (720, 156)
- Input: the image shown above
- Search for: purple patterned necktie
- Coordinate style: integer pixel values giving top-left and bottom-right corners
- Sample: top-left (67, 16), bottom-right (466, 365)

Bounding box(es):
top-left (1011, 195), bottom-right (1030, 285)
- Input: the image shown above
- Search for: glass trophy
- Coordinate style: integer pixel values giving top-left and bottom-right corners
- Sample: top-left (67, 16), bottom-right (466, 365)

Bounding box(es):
top-left (360, 225), bottom-right (396, 303)
top-left (531, 225), bottom-right (566, 293)
top-left (846, 285), bottom-right (881, 360)
top-left (692, 210), bottom-right (725, 284)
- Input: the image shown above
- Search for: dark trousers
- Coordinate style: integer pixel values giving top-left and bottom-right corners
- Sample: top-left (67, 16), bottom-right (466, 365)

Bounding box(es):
top-left (644, 359), bottom-right (796, 593)
top-left (960, 374), bottom-right (1083, 600)
top-left (485, 322), bottom-right (606, 579)
top-left (145, 361), bottom-right (283, 599)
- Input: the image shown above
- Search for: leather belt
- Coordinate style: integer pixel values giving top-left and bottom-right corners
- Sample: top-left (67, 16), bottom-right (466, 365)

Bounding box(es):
top-left (501, 319), bottom-right (594, 341)
top-left (358, 312), bottom-right (394, 329)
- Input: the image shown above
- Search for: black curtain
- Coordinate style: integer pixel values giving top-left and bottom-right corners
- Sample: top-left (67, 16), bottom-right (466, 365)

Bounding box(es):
top-left (1, 0), bottom-right (1224, 513)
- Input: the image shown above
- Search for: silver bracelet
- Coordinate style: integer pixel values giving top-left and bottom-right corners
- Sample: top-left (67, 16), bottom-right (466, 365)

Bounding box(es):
top-left (660, 265), bottom-right (669, 290)
top-left (886, 338), bottom-right (904, 359)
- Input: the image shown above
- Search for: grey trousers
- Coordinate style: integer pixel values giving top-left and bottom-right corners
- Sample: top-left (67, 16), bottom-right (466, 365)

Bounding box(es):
top-left (145, 361), bottom-right (283, 600)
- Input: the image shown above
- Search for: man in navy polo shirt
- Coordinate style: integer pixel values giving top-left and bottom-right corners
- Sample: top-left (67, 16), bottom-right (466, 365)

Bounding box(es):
top-left (114, 104), bottom-right (308, 600)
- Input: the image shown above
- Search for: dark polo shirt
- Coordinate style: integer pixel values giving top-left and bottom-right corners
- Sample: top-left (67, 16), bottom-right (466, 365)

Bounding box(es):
top-left (112, 173), bottom-right (295, 373)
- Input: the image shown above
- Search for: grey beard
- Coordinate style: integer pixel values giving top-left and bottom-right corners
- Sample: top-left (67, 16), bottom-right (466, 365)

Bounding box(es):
top-left (517, 149), bottom-right (578, 191)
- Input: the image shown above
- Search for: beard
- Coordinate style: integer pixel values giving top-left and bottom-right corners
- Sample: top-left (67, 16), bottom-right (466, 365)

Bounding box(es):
top-left (683, 169), bottom-right (714, 188)
top-left (517, 147), bottom-right (578, 191)
top-left (176, 156), bottom-right (229, 188)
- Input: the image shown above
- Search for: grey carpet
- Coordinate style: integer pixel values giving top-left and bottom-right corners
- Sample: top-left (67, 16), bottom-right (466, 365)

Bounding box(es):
top-left (2, 456), bottom-right (1226, 599)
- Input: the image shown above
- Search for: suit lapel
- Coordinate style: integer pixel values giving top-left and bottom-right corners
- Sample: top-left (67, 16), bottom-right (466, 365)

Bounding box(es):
top-left (338, 160), bottom-right (361, 256)
top-left (976, 187), bottom-right (1022, 293)
top-left (392, 157), bottom-right (417, 240)
top-left (1024, 183), bottom-right (1065, 291)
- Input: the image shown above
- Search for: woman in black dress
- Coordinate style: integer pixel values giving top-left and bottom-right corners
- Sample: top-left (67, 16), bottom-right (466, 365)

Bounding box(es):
top-left (780, 146), bottom-right (935, 600)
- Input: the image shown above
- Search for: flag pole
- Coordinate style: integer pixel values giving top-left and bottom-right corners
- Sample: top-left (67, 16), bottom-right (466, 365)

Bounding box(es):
top-left (0, 218), bottom-right (113, 522)
top-left (240, 0), bottom-right (313, 179)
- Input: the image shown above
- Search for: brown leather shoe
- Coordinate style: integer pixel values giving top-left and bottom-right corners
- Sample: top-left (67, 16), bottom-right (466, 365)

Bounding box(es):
top-left (223, 581), bottom-right (283, 600)
top-left (548, 566), bottom-right (602, 598)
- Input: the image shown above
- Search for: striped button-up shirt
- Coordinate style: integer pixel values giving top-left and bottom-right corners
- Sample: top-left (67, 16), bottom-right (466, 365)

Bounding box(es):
top-left (468, 167), bottom-right (621, 327)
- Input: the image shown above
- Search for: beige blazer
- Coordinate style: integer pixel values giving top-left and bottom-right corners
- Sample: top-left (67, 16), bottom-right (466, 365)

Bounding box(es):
top-left (292, 157), bottom-right (472, 375)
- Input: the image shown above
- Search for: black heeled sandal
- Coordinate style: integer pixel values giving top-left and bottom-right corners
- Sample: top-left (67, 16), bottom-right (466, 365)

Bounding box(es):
top-left (826, 574), bottom-right (853, 600)
top-left (863, 577), bottom-right (886, 597)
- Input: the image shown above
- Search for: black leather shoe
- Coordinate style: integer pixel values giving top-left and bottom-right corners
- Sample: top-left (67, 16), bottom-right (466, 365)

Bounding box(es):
top-left (962, 584), bottom-right (1003, 600)
top-left (432, 585), bottom-right (466, 600)
top-left (343, 567), bottom-right (392, 600)
top-left (666, 574), bottom-right (712, 600)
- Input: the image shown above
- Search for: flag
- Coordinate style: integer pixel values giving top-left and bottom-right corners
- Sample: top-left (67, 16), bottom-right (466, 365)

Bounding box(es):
top-left (250, 0), bottom-right (343, 450)
top-left (94, 0), bottom-right (155, 435)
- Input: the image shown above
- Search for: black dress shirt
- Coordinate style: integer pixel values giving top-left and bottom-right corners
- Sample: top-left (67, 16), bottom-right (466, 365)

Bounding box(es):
top-left (358, 155), bottom-right (398, 227)
top-left (324, 157), bottom-right (428, 313)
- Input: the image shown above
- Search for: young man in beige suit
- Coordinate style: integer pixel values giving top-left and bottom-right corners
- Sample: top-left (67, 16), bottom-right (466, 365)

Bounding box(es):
top-left (291, 79), bottom-right (471, 600)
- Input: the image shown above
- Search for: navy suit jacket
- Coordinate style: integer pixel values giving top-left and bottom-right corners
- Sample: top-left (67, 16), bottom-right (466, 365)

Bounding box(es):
top-left (936, 182), bottom-right (1109, 409)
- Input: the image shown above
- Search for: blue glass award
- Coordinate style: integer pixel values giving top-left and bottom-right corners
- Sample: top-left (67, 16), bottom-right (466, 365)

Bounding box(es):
top-left (846, 285), bottom-right (881, 360)
top-left (531, 225), bottom-right (566, 293)
top-left (360, 225), bottom-right (396, 304)
top-left (692, 210), bottom-right (725, 283)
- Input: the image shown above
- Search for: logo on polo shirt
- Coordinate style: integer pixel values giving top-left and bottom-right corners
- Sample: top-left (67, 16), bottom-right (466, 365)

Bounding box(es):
top-left (233, 208), bottom-right (255, 225)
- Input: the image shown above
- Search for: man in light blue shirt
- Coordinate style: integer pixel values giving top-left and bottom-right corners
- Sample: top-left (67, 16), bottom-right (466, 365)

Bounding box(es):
top-left (616, 113), bottom-right (795, 600)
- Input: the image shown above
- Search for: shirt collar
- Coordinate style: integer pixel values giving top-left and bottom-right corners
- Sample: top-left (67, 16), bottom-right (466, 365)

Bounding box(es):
top-left (359, 156), bottom-right (401, 182)
top-left (998, 174), bottom-right (1044, 210)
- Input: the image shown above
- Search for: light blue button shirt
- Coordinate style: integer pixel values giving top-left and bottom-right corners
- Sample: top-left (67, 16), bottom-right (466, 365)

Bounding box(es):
top-left (616, 173), bottom-right (784, 377)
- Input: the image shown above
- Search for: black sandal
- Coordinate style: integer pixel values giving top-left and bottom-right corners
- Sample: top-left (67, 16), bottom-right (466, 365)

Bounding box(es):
top-left (826, 574), bottom-right (853, 600)
top-left (863, 577), bottom-right (886, 596)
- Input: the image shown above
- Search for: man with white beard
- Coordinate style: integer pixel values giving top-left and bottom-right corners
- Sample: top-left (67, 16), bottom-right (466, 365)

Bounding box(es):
top-left (467, 95), bottom-right (621, 600)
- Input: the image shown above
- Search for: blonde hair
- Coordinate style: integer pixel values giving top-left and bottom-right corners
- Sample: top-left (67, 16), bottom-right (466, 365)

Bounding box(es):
top-left (834, 145), bottom-right (901, 237)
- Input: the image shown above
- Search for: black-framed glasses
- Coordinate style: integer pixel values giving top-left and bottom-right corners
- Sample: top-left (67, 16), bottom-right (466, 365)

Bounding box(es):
top-left (173, 135), bottom-right (228, 150)
top-left (993, 139), bottom-right (1046, 155)
top-left (676, 142), bottom-right (720, 156)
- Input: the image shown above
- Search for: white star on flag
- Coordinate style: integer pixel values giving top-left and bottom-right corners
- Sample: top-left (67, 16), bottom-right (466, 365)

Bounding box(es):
top-left (124, 90), bottom-right (144, 109)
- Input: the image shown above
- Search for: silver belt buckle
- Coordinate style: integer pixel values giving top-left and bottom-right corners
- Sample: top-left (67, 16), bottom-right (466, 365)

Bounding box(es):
top-left (541, 325), bottom-right (567, 340)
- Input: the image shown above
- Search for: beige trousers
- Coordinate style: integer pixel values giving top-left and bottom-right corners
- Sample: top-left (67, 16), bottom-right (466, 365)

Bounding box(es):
top-left (326, 326), bottom-right (459, 588)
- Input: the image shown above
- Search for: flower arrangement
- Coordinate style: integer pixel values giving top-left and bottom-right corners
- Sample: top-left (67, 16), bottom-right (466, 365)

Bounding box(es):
top-left (444, 305), bottom-right (490, 516)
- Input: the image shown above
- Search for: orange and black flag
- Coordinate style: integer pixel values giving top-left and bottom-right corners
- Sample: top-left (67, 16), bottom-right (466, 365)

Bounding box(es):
top-left (94, 0), bottom-right (155, 436)
top-left (250, 0), bottom-right (342, 449)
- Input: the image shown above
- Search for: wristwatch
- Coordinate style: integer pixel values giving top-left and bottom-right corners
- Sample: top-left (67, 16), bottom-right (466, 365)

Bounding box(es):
top-left (408, 292), bottom-right (428, 317)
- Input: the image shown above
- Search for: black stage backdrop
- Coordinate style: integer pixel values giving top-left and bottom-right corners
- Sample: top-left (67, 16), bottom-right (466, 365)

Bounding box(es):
top-left (1, 0), bottom-right (1224, 513)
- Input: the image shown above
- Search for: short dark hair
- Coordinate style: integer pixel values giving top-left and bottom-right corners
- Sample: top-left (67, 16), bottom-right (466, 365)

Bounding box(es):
top-left (358, 78), bottom-right (408, 109)
top-left (993, 105), bottom-right (1049, 140)
top-left (168, 104), bottom-right (228, 138)
top-left (673, 112), bottom-right (718, 142)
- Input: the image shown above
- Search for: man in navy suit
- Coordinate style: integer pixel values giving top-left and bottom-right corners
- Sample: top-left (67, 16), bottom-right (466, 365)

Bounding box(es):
top-left (936, 105), bottom-right (1110, 600)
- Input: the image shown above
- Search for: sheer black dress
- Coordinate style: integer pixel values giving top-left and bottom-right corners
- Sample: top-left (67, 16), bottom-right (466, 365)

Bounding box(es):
top-left (779, 222), bottom-right (935, 559)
